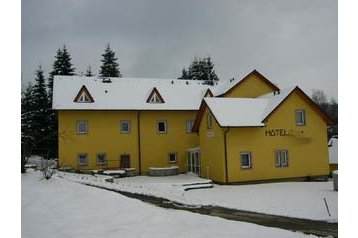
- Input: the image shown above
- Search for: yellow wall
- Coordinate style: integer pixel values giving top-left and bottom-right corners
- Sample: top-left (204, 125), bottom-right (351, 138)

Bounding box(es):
top-left (58, 110), bottom-right (139, 170)
top-left (139, 111), bottom-right (198, 173)
top-left (198, 108), bottom-right (226, 182)
top-left (224, 74), bottom-right (277, 98)
top-left (58, 110), bottom-right (198, 173)
top-left (225, 92), bottom-right (329, 183)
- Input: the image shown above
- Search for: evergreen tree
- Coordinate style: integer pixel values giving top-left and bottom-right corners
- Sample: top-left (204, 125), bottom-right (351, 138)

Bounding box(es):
top-left (179, 56), bottom-right (219, 85)
top-left (32, 66), bottom-right (51, 156)
top-left (85, 65), bottom-right (94, 77)
top-left (21, 83), bottom-right (35, 156)
top-left (21, 83), bottom-right (35, 173)
top-left (311, 90), bottom-right (338, 139)
top-left (99, 44), bottom-right (122, 78)
top-left (48, 45), bottom-right (76, 100)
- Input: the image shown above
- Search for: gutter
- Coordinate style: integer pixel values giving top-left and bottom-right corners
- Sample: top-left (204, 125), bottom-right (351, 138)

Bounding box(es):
top-left (137, 111), bottom-right (142, 175)
top-left (223, 127), bottom-right (230, 183)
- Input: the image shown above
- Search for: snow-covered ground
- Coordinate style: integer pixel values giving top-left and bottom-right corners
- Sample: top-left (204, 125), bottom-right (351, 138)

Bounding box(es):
top-left (22, 171), bottom-right (318, 238)
top-left (58, 172), bottom-right (338, 222)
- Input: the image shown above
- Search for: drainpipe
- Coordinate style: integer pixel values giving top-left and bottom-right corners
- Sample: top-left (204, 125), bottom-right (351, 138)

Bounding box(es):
top-left (137, 111), bottom-right (142, 175)
top-left (224, 127), bottom-right (230, 183)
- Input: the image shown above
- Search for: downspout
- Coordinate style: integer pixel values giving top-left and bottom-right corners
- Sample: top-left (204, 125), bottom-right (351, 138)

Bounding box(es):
top-left (137, 111), bottom-right (142, 175)
top-left (224, 127), bottom-right (230, 183)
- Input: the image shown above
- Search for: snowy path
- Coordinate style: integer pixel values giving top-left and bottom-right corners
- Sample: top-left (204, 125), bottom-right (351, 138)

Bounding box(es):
top-left (22, 171), bottom-right (319, 238)
top-left (57, 172), bottom-right (338, 222)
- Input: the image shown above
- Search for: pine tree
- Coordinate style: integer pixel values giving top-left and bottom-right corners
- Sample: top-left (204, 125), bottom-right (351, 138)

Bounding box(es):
top-left (179, 56), bottom-right (219, 85)
top-left (32, 66), bottom-right (51, 156)
top-left (21, 83), bottom-right (35, 173)
top-left (21, 83), bottom-right (36, 156)
top-left (99, 44), bottom-right (122, 78)
top-left (85, 65), bottom-right (94, 77)
top-left (48, 45), bottom-right (76, 100)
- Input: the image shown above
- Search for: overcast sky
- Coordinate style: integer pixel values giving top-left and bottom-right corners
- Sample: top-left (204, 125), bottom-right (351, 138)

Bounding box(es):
top-left (21, 0), bottom-right (337, 99)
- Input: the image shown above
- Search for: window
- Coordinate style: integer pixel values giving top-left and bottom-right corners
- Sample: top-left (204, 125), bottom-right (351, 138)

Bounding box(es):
top-left (207, 113), bottom-right (213, 129)
top-left (276, 150), bottom-right (288, 167)
top-left (157, 120), bottom-right (167, 133)
top-left (77, 153), bottom-right (88, 166)
top-left (78, 93), bottom-right (90, 102)
top-left (240, 152), bottom-right (252, 169)
top-left (295, 110), bottom-right (305, 126)
top-left (96, 153), bottom-right (107, 165)
top-left (168, 152), bottom-right (177, 163)
top-left (186, 120), bottom-right (194, 133)
top-left (76, 121), bottom-right (88, 134)
top-left (149, 94), bottom-right (161, 103)
top-left (120, 121), bottom-right (131, 134)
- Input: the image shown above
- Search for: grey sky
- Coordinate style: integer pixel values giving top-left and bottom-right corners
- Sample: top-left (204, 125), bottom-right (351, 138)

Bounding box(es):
top-left (21, 0), bottom-right (337, 99)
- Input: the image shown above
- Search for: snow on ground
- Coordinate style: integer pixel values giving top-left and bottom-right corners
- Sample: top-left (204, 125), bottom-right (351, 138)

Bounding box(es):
top-left (22, 171), bottom-right (317, 238)
top-left (58, 172), bottom-right (338, 222)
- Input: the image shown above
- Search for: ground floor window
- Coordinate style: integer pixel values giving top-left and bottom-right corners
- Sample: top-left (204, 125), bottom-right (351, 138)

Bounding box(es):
top-left (168, 152), bottom-right (177, 163)
top-left (240, 152), bottom-right (252, 169)
top-left (276, 150), bottom-right (288, 167)
top-left (120, 155), bottom-right (130, 168)
top-left (77, 153), bottom-right (88, 166)
top-left (96, 153), bottom-right (107, 165)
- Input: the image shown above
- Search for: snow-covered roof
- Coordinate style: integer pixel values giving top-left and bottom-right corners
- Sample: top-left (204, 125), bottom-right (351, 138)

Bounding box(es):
top-left (213, 69), bottom-right (280, 96)
top-left (52, 76), bottom-right (217, 110)
top-left (328, 137), bottom-right (338, 164)
top-left (202, 87), bottom-right (296, 127)
top-left (204, 98), bottom-right (267, 127)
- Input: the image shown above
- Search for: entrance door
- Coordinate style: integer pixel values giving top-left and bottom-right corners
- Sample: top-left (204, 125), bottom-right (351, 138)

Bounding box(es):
top-left (120, 155), bottom-right (130, 169)
top-left (187, 151), bottom-right (201, 176)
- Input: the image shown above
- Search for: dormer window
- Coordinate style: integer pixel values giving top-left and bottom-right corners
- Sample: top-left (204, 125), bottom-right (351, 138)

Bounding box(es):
top-left (146, 87), bottom-right (165, 104)
top-left (74, 85), bottom-right (94, 103)
top-left (149, 93), bottom-right (161, 103)
top-left (78, 93), bottom-right (90, 102)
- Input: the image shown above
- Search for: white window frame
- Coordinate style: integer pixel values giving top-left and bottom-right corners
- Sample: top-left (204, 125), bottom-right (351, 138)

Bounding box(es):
top-left (295, 109), bottom-right (306, 126)
top-left (207, 113), bottom-right (213, 129)
top-left (149, 93), bottom-right (161, 103)
top-left (157, 120), bottom-right (167, 134)
top-left (76, 121), bottom-right (88, 134)
top-left (120, 120), bottom-right (131, 134)
top-left (78, 93), bottom-right (90, 103)
top-left (240, 152), bottom-right (252, 169)
top-left (186, 120), bottom-right (194, 133)
top-left (276, 150), bottom-right (289, 168)
top-left (96, 153), bottom-right (107, 165)
top-left (77, 153), bottom-right (88, 166)
top-left (168, 152), bottom-right (178, 163)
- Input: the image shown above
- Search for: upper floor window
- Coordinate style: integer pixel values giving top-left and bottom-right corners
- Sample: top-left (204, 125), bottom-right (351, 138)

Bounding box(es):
top-left (295, 109), bottom-right (306, 126)
top-left (77, 153), bottom-right (88, 166)
top-left (240, 152), bottom-right (252, 169)
top-left (207, 113), bottom-right (213, 129)
top-left (120, 120), bottom-right (131, 134)
top-left (276, 150), bottom-right (288, 167)
top-left (157, 120), bottom-right (167, 134)
top-left (186, 120), bottom-right (194, 133)
top-left (76, 121), bottom-right (88, 134)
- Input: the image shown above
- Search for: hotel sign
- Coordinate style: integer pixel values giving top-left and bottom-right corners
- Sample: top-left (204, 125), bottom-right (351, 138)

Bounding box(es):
top-left (265, 129), bottom-right (288, 137)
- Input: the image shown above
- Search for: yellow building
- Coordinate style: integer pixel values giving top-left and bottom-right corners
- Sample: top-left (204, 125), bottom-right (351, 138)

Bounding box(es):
top-left (53, 70), bottom-right (333, 183)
